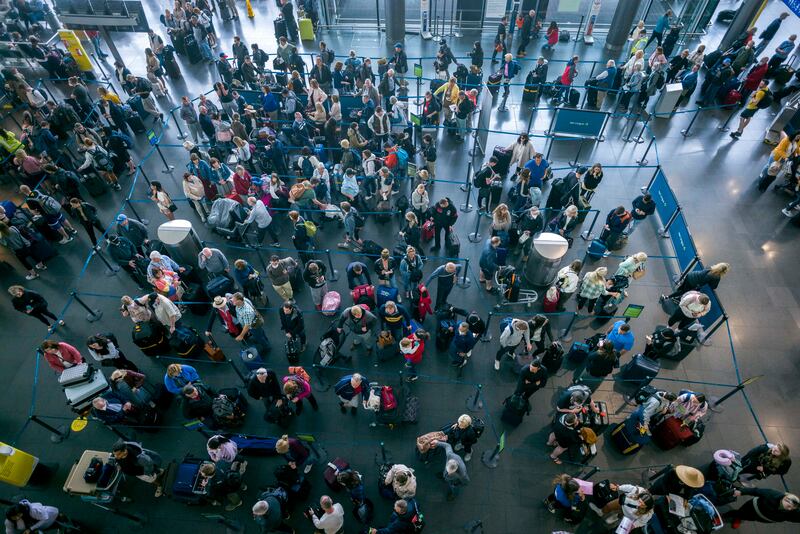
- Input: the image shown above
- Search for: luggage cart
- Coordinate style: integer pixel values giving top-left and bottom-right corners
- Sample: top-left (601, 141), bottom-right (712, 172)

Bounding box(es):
top-left (494, 266), bottom-right (537, 309)
top-left (63, 450), bottom-right (126, 505)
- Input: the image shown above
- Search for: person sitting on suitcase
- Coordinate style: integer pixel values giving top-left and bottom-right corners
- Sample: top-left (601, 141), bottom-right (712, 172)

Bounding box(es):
top-left (669, 391), bottom-right (708, 426)
top-left (547, 413), bottom-right (585, 465)
top-left (91, 393), bottom-right (144, 426)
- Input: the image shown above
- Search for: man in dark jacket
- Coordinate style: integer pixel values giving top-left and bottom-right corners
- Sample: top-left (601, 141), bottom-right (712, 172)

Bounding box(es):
top-left (336, 305), bottom-right (378, 352)
top-left (280, 0), bottom-right (299, 43)
top-left (427, 197), bottom-right (457, 249)
top-left (114, 214), bottom-right (149, 254)
top-left (626, 193), bottom-right (655, 236)
top-left (754, 12), bottom-right (790, 56)
top-left (368, 499), bottom-right (418, 534)
top-left (547, 412), bottom-right (583, 463)
top-left (111, 440), bottom-right (164, 493)
top-left (514, 358), bottom-right (548, 400)
top-left (107, 235), bottom-right (145, 287)
top-left (391, 43), bottom-right (408, 79)
top-left (516, 9), bottom-right (536, 57)
top-left (246, 367), bottom-right (282, 411)
top-left (602, 206), bottom-right (631, 250)
top-left (279, 300), bottom-right (306, 347)
top-left (217, 53), bottom-right (234, 85)
top-left (310, 56), bottom-right (332, 93)
top-left (181, 384), bottom-right (215, 420)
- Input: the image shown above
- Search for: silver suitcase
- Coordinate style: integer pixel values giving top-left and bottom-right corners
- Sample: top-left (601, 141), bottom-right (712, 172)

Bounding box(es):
top-left (58, 363), bottom-right (93, 387)
top-left (63, 369), bottom-right (110, 413)
top-left (764, 94), bottom-right (800, 145)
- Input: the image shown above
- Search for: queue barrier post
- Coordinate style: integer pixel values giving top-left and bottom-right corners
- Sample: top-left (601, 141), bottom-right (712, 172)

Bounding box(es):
top-left (28, 415), bottom-right (69, 443)
top-left (155, 143), bottom-right (176, 174)
top-left (680, 108), bottom-right (701, 138)
top-left (465, 383), bottom-right (483, 411)
top-left (560, 311), bottom-right (578, 342)
top-left (467, 212), bottom-right (482, 243)
top-left (93, 248), bottom-right (120, 276)
top-left (70, 291), bottom-right (103, 322)
top-left (461, 161), bottom-right (474, 213)
top-left (717, 106), bottom-right (737, 133)
top-left (456, 259), bottom-right (471, 289)
top-left (137, 165), bottom-right (153, 188)
top-left (227, 358), bottom-right (248, 386)
top-left (170, 109), bottom-right (188, 140)
top-left (481, 311), bottom-right (493, 342)
top-left (125, 199), bottom-right (149, 226)
top-left (637, 136), bottom-right (656, 166)
top-left (325, 249), bottom-right (340, 281)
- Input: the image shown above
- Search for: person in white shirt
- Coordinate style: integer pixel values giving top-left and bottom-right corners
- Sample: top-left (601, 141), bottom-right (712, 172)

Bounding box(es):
top-left (307, 495), bottom-right (345, 534)
top-left (244, 197), bottom-right (280, 246)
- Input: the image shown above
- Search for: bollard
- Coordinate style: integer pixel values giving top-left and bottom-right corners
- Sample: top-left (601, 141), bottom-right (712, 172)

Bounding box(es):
top-left (137, 165), bottom-right (153, 187)
top-left (325, 249), bottom-right (340, 281)
top-left (467, 212), bottom-right (482, 243)
top-left (456, 259), bottom-right (471, 289)
top-left (125, 199), bottom-right (149, 225)
top-left (568, 138), bottom-right (585, 167)
top-left (93, 249), bottom-right (120, 276)
top-left (155, 144), bottom-right (175, 174)
top-left (227, 358), bottom-right (248, 385)
top-left (461, 176), bottom-right (473, 213)
top-left (636, 136), bottom-right (655, 166)
top-left (481, 312), bottom-right (493, 342)
top-left (560, 311), bottom-right (578, 342)
top-left (465, 383), bottom-right (483, 411)
top-left (717, 107), bottom-right (737, 132)
top-left (170, 109), bottom-right (188, 140)
top-left (481, 442), bottom-right (502, 469)
top-left (70, 291), bottom-right (103, 322)
top-left (680, 108), bottom-right (701, 137)
top-left (29, 415), bottom-right (69, 443)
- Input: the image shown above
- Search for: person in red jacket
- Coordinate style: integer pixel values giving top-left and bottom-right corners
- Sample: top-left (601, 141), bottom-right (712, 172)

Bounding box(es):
top-left (740, 57), bottom-right (769, 101)
top-left (400, 330), bottom-right (430, 381)
top-left (414, 284), bottom-right (433, 322)
top-left (40, 340), bottom-right (84, 373)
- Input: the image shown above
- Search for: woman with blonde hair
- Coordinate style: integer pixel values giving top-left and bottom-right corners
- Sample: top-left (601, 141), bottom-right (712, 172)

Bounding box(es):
top-left (577, 267), bottom-right (608, 313)
top-left (232, 137), bottom-right (252, 169)
top-left (311, 102), bottom-right (327, 130)
top-left (275, 434), bottom-right (314, 475)
top-left (662, 262), bottom-right (730, 301)
top-left (616, 252), bottom-right (647, 278)
top-left (491, 203), bottom-right (512, 237)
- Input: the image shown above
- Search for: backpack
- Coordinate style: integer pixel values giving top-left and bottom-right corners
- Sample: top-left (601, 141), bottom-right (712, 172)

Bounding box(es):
top-left (395, 195), bottom-right (409, 213)
top-left (321, 48), bottom-right (335, 65)
top-left (92, 147), bottom-right (113, 171)
top-left (288, 366), bottom-right (311, 383)
top-left (499, 316), bottom-right (513, 334)
top-left (318, 337), bottom-right (337, 366)
top-left (396, 147), bottom-right (409, 167)
top-left (756, 91), bottom-right (773, 109)
top-left (353, 211), bottom-right (366, 228)
top-left (301, 156), bottom-right (314, 177)
top-left (349, 148), bottom-right (362, 165)
top-left (303, 220), bottom-right (317, 237)
top-left (212, 394), bottom-right (237, 420)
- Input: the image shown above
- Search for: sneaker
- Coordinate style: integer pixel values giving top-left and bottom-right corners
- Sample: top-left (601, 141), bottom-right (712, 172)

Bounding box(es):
top-left (303, 464), bottom-right (313, 474)
top-left (271, 242), bottom-right (280, 247)
top-left (454, 443), bottom-right (463, 451)
top-left (58, 320), bottom-right (65, 326)
top-left (35, 263), bottom-right (46, 270)
top-left (493, 360), bottom-right (500, 371)
top-left (25, 272), bottom-right (39, 280)
top-left (68, 228), bottom-right (78, 235)
top-left (408, 376), bottom-right (418, 381)
top-left (464, 452), bottom-right (472, 462)
top-left (782, 208), bottom-right (794, 217)
top-left (730, 132), bottom-right (741, 139)
top-left (113, 184), bottom-right (122, 191)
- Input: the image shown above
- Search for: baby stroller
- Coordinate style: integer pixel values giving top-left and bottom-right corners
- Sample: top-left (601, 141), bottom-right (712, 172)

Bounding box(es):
top-left (314, 323), bottom-right (347, 367)
top-left (594, 274), bottom-right (629, 323)
top-left (207, 197), bottom-right (249, 241)
top-left (494, 266), bottom-right (537, 309)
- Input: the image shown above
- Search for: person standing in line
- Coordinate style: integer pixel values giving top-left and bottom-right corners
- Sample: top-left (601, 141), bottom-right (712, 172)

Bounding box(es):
top-left (305, 495), bottom-right (345, 533)
top-left (67, 198), bottom-right (106, 248)
top-left (432, 438), bottom-right (469, 500)
top-left (494, 318), bottom-right (532, 371)
top-left (499, 53), bottom-right (521, 98)
top-left (111, 440), bottom-right (166, 497)
top-left (244, 196), bottom-right (281, 246)
top-left (86, 334), bottom-right (139, 371)
top-left (280, 0), bottom-right (299, 43)
top-left (336, 305), bottom-right (377, 355)
top-left (427, 197), bottom-right (458, 250)
top-left (40, 340), bottom-right (84, 373)
top-left (182, 173), bottom-right (209, 223)
top-left (730, 80), bottom-right (772, 139)
top-left (514, 358), bottom-right (548, 400)
top-left (252, 494), bottom-right (294, 533)
top-left (754, 12), bottom-right (790, 56)
top-left (233, 292), bottom-right (271, 354)
top-left (424, 262), bottom-right (461, 310)
top-left (767, 34), bottom-right (796, 73)
top-left (576, 267), bottom-right (608, 314)
top-left (302, 260), bottom-right (328, 311)
top-left (246, 367), bottom-right (282, 415)
top-left (333, 373), bottom-right (368, 415)
top-left (9, 285), bottom-right (63, 329)
top-left (667, 290), bottom-right (711, 329)
top-left (516, 10), bottom-right (536, 57)
top-left (0, 223), bottom-right (48, 280)
top-left (625, 193), bottom-right (655, 236)
top-left (3, 500), bottom-right (60, 533)
top-left (646, 9), bottom-right (672, 48)
top-left (661, 263), bottom-right (729, 300)
top-left (491, 16), bottom-right (508, 63)
top-left (266, 255), bottom-right (298, 301)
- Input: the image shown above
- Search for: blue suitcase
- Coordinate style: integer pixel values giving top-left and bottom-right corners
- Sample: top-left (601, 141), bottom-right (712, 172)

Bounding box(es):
top-left (610, 416), bottom-right (649, 455)
top-left (618, 354), bottom-right (660, 389)
top-left (567, 342), bottom-right (590, 364)
top-left (228, 434), bottom-right (279, 456)
top-left (241, 347), bottom-right (265, 370)
top-left (206, 275), bottom-right (234, 298)
top-left (587, 239), bottom-right (607, 260)
top-left (376, 285), bottom-right (399, 307)
top-left (169, 455), bottom-right (206, 504)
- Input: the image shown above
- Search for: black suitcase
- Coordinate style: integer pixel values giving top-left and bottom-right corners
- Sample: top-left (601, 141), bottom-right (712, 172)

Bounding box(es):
top-left (576, 400), bottom-right (610, 433)
top-left (171, 29), bottom-right (186, 55)
top-left (774, 66), bottom-right (793, 84)
top-left (501, 394), bottom-right (529, 427)
top-left (132, 320), bottom-right (170, 356)
top-left (756, 166), bottom-right (778, 192)
top-left (163, 55), bottom-right (181, 79)
top-left (585, 79), bottom-right (599, 108)
top-left (492, 146), bottom-right (511, 177)
top-left (445, 232), bottom-right (460, 257)
top-left (184, 283), bottom-right (210, 316)
top-left (80, 171), bottom-right (107, 197)
top-left (489, 181), bottom-right (503, 206)
top-left (487, 72), bottom-right (502, 97)
top-left (576, 201), bottom-right (591, 223)
top-left (618, 354), bottom-right (660, 389)
top-left (610, 418), bottom-right (647, 455)
top-left (184, 35), bottom-right (202, 64)
top-left (436, 319), bottom-right (457, 351)
top-left (568, 88), bottom-right (580, 107)
top-left (169, 325), bottom-right (204, 358)
top-left (206, 275), bottom-right (235, 298)
top-left (559, 30), bottom-right (571, 42)
top-left (126, 112), bottom-right (146, 134)
top-left (274, 17), bottom-right (288, 41)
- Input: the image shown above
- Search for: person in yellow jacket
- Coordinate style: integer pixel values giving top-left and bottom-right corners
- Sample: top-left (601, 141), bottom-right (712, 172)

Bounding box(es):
top-left (730, 80), bottom-right (771, 139)
top-left (97, 86), bottom-right (121, 104)
top-left (434, 77), bottom-right (459, 122)
top-left (630, 30), bottom-right (648, 57)
top-left (0, 128), bottom-right (23, 156)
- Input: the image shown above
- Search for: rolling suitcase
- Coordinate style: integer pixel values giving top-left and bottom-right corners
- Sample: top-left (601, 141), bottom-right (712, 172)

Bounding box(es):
top-left (58, 363), bottom-right (94, 387)
top-left (184, 34), bottom-right (202, 64)
top-left (273, 17), bottom-right (288, 41)
top-left (445, 232), bottom-right (460, 257)
top-left (351, 284), bottom-right (376, 307)
top-left (610, 417), bottom-right (648, 455)
top-left (167, 455), bottom-right (207, 504)
top-left (618, 354), bottom-right (660, 389)
top-left (567, 341), bottom-right (589, 364)
top-left (299, 17), bottom-right (315, 40)
top-left (321, 291), bottom-right (341, 317)
top-left (206, 275), bottom-right (234, 298)
top-left (126, 112), bottom-right (146, 134)
top-left (241, 346), bottom-right (265, 371)
top-left (127, 95), bottom-right (147, 120)
top-left (568, 88), bottom-right (580, 107)
top-left (63, 368), bottom-right (110, 413)
top-left (541, 342), bottom-right (564, 373)
top-left (559, 30), bottom-right (571, 42)
top-left (324, 458), bottom-right (350, 491)
top-left (501, 394), bottom-right (529, 427)
top-left (492, 146), bottom-right (511, 177)
top-left (163, 54), bottom-right (181, 79)
top-left (376, 286), bottom-right (399, 307)
top-left (651, 416), bottom-right (693, 450)
top-left (80, 172), bottom-right (107, 197)
top-left (218, 0), bottom-right (232, 21)
top-left (403, 395), bottom-right (419, 423)
top-left (586, 239), bottom-right (607, 260)
top-left (132, 321), bottom-right (170, 356)
top-left (487, 72), bottom-right (502, 97)
top-left (169, 325), bottom-right (204, 358)
top-left (585, 79), bottom-right (599, 107)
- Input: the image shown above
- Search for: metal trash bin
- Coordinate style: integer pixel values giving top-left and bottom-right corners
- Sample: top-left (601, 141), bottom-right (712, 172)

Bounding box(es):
top-left (524, 232), bottom-right (570, 286)
top-left (157, 219), bottom-right (202, 268)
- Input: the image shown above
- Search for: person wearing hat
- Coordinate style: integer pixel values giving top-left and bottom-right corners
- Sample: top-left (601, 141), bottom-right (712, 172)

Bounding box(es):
top-left (391, 42), bottom-right (408, 82)
top-left (206, 294), bottom-right (242, 339)
top-left (649, 465), bottom-right (704, 499)
top-left (217, 53), bottom-right (233, 85)
top-left (252, 492), bottom-right (294, 533)
top-left (432, 438), bottom-right (469, 500)
top-left (697, 57), bottom-right (734, 107)
top-left (115, 214), bottom-right (149, 255)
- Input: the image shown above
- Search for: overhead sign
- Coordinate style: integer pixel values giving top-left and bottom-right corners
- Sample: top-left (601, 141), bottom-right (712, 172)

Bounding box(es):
top-left (54, 0), bottom-right (150, 32)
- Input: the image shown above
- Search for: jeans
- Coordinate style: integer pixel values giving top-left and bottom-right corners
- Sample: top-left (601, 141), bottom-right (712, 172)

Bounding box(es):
top-left (625, 217), bottom-right (644, 236)
top-left (435, 280), bottom-right (454, 309)
top-left (186, 121), bottom-right (202, 142)
top-left (190, 199), bottom-right (209, 221)
top-left (255, 224), bottom-right (280, 244)
top-left (404, 360), bottom-right (417, 378)
top-left (245, 327), bottom-right (271, 355)
top-left (456, 117), bottom-right (467, 138)
top-left (91, 36), bottom-right (108, 58)
top-left (378, 275), bottom-right (397, 288)
top-left (200, 41), bottom-right (214, 61)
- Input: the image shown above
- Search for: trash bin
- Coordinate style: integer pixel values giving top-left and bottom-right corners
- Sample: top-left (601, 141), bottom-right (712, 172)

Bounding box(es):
top-left (0, 443), bottom-right (39, 487)
top-left (524, 232), bottom-right (570, 286)
top-left (157, 219), bottom-right (202, 269)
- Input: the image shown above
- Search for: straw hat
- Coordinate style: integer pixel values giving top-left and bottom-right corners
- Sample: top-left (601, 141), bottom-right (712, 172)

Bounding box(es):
top-left (212, 296), bottom-right (227, 309)
top-left (675, 465), bottom-right (705, 488)
top-left (579, 427), bottom-right (597, 445)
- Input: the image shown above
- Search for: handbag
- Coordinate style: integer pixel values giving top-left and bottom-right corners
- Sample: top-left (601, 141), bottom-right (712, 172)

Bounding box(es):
top-left (168, 203), bottom-right (178, 212)
top-left (632, 267), bottom-right (646, 280)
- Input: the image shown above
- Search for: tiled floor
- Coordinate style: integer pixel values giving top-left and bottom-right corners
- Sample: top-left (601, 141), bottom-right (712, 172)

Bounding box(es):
top-left (0, 0), bottom-right (798, 532)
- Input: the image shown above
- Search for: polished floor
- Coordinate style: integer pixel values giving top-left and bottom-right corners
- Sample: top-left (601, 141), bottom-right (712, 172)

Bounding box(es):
top-left (0, 0), bottom-right (798, 532)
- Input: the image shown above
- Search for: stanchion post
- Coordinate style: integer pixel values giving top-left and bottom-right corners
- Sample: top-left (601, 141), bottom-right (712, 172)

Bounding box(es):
top-left (568, 138), bottom-right (585, 167)
top-left (636, 136), bottom-right (655, 166)
top-left (251, 244), bottom-right (270, 274)
top-left (560, 311), bottom-right (578, 342)
top-left (467, 211), bottom-right (482, 243)
top-left (94, 249), bottom-right (120, 276)
top-left (461, 166), bottom-right (474, 212)
top-left (465, 383), bottom-right (483, 411)
top-left (680, 108), bottom-right (701, 137)
top-left (325, 249), bottom-right (340, 281)
top-left (155, 143), bottom-right (175, 174)
top-left (227, 358), bottom-right (248, 385)
top-left (481, 311), bottom-right (493, 342)
top-left (169, 109), bottom-right (188, 140)
top-left (460, 161), bottom-right (472, 193)
top-left (717, 106), bottom-right (737, 132)
top-left (70, 291), bottom-right (103, 322)
top-left (28, 415), bottom-right (69, 443)
top-left (125, 199), bottom-right (149, 226)
top-left (481, 441), bottom-right (502, 469)
top-left (633, 116), bottom-right (649, 143)
top-left (89, 53), bottom-right (110, 80)
top-left (581, 209), bottom-right (600, 241)
top-left (658, 206), bottom-right (681, 238)
top-left (456, 259), bottom-right (471, 288)
top-left (137, 165), bottom-right (153, 187)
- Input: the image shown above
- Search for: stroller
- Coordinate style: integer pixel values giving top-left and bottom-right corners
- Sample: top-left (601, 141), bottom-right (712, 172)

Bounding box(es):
top-left (595, 274), bottom-right (630, 321)
top-left (314, 323), bottom-right (347, 367)
top-left (494, 266), bottom-right (537, 308)
top-left (207, 197), bottom-right (250, 241)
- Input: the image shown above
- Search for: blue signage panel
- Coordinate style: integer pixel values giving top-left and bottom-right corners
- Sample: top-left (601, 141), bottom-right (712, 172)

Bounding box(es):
top-left (667, 212), bottom-right (696, 271)
top-left (783, 0), bottom-right (800, 18)
top-left (648, 170), bottom-right (679, 223)
top-left (552, 109), bottom-right (607, 139)
top-left (692, 262), bottom-right (724, 329)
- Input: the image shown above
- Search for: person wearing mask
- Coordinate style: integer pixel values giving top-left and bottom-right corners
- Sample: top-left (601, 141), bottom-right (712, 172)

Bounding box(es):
top-left (514, 357), bottom-right (548, 400)
top-left (40, 340), bottom-right (84, 373)
top-left (8, 285), bottom-right (63, 328)
top-left (494, 318), bottom-right (531, 371)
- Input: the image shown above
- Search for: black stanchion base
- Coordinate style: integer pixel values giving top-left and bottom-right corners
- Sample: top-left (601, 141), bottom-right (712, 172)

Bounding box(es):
top-left (460, 202), bottom-right (473, 213)
top-left (480, 333), bottom-right (492, 343)
top-left (636, 159), bottom-right (649, 166)
top-left (481, 449), bottom-right (500, 469)
top-left (468, 232), bottom-right (482, 243)
top-left (49, 426), bottom-right (69, 444)
top-left (104, 265), bottom-right (120, 277)
top-left (161, 166), bottom-right (175, 175)
top-left (86, 310), bottom-right (103, 323)
top-left (456, 277), bottom-right (472, 289)
top-left (465, 394), bottom-right (483, 412)
top-left (680, 129), bottom-right (693, 137)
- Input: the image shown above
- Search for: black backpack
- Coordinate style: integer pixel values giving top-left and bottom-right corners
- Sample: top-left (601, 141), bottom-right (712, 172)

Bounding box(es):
top-left (756, 91), bottom-right (773, 109)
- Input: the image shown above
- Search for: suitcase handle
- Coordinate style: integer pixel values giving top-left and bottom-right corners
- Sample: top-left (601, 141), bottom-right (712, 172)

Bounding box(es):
top-left (206, 332), bottom-right (218, 348)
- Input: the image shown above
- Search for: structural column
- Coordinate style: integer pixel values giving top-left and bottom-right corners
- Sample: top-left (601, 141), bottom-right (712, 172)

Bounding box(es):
top-left (384, 0), bottom-right (406, 47)
top-left (604, 0), bottom-right (642, 56)
top-left (718, 0), bottom-right (768, 52)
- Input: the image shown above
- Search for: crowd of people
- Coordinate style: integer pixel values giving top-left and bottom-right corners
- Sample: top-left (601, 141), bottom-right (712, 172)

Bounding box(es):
top-left (1, 1), bottom-right (798, 532)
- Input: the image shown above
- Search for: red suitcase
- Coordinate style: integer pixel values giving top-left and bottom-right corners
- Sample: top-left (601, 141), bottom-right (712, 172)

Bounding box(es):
top-left (651, 416), bottom-right (694, 451)
top-left (542, 286), bottom-right (560, 313)
top-left (351, 284), bottom-right (375, 305)
top-left (421, 220), bottom-right (435, 242)
top-left (323, 457), bottom-right (350, 491)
